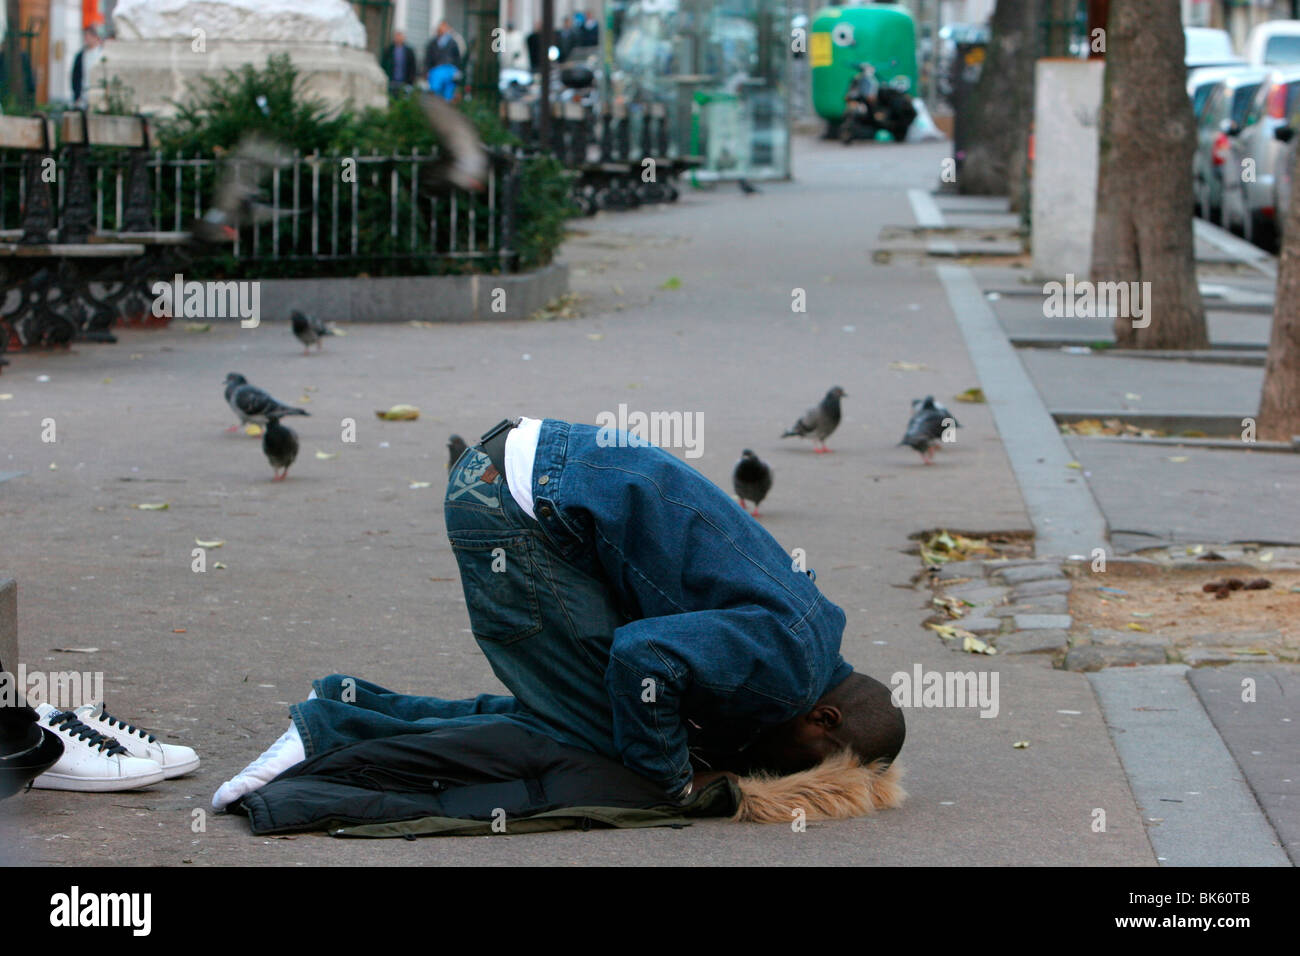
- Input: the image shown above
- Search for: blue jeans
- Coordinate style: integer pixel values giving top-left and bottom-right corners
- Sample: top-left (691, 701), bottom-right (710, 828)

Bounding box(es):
top-left (294, 421), bottom-right (851, 797)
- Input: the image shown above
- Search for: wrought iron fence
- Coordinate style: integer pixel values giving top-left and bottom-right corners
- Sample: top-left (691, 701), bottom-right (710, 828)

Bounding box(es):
top-left (0, 147), bottom-right (522, 277)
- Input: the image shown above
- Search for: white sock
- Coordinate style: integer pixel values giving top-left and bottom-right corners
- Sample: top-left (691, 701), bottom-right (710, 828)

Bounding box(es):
top-left (211, 722), bottom-right (305, 811)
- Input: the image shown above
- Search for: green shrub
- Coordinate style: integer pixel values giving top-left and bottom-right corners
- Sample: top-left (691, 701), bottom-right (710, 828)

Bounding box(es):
top-left (152, 54), bottom-right (572, 277)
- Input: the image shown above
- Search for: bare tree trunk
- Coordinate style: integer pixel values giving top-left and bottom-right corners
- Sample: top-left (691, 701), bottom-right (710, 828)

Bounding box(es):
top-left (958, 0), bottom-right (1035, 197)
top-left (1258, 144), bottom-right (1300, 441)
top-left (1092, 0), bottom-right (1207, 349)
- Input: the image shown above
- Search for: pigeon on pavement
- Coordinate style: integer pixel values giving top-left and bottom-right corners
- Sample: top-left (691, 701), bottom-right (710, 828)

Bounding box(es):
top-left (900, 395), bottom-right (959, 464)
top-left (291, 309), bottom-right (334, 355)
top-left (447, 434), bottom-right (468, 470)
top-left (193, 135), bottom-right (295, 243)
top-left (224, 373), bottom-right (309, 431)
top-left (262, 415), bottom-right (300, 481)
top-left (781, 386), bottom-right (846, 453)
top-left (732, 449), bottom-right (773, 516)
top-left (738, 178), bottom-right (760, 195)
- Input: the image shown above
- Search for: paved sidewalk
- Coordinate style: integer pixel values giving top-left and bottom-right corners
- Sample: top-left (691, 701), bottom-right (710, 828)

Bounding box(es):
top-left (0, 136), bottom-right (1164, 866)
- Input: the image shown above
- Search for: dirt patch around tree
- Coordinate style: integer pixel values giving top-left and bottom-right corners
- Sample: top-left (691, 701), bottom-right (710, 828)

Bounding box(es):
top-left (1069, 562), bottom-right (1300, 651)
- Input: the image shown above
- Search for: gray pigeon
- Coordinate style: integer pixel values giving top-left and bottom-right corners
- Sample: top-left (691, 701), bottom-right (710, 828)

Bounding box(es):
top-left (224, 372), bottom-right (309, 431)
top-left (900, 395), bottom-right (959, 464)
top-left (193, 135), bottom-right (295, 243)
top-left (262, 415), bottom-right (300, 481)
top-left (732, 449), bottom-right (773, 516)
top-left (781, 386), bottom-right (846, 453)
top-left (291, 309), bottom-right (333, 355)
top-left (418, 93), bottom-right (488, 193)
top-left (447, 434), bottom-right (468, 470)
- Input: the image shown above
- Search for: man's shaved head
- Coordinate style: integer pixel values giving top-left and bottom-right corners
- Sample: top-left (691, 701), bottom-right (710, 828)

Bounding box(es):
top-left (738, 671), bottom-right (905, 777)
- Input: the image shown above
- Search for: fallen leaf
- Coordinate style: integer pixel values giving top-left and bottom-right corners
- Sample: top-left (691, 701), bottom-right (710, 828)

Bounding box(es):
top-left (1126, 622), bottom-right (1148, 632)
top-left (330, 327), bottom-right (346, 337)
top-left (1130, 611), bottom-right (1153, 618)
top-left (408, 481), bottom-right (432, 489)
top-left (1066, 461), bottom-right (1082, 469)
top-left (314, 450), bottom-right (338, 460)
top-left (172, 628), bottom-right (187, 634)
top-left (660, 277), bottom-right (682, 290)
top-left (1124, 392), bottom-right (1142, 401)
top-left (1188, 544), bottom-right (1204, 555)
top-left (0, 393), bottom-right (12, 400)
top-left (245, 424), bottom-right (263, 437)
top-left (954, 387), bottom-right (985, 403)
top-left (102, 378), bottom-right (112, 384)
top-left (51, 647), bottom-right (98, 654)
top-left (1013, 740), bottom-right (1030, 749)
top-left (1260, 552), bottom-right (1274, 563)
top-left (926, 622), bottom-right (976, 641)
top-left (376, 404), bottom-right (420, 421)
top-left (213, 562), bottom-right (227, 570)
top-left (962, 635), bottom-right (996, 655)
top-left (194, 539), bottom-right (224, 548)
top-left (49, 463), bottom-right (57, 471)
top-left (184, 322), bottom-right (211, 332)
top-left (586, 333), bottom-right (604, 341)
top-left (612, 285), bottom-right (624, 296)
top-left (889, 360), bottom-right (927, 371)
top-left (1167, 456), bottom-right (1188, 463)
top-left (133, 502), bottom-right (169, 511)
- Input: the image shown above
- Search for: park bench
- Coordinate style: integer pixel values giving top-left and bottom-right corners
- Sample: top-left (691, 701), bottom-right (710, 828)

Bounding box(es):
top-left (0, 115), bottom-right (145, 368)
top-left (59, 111), bottom-right (191, 328)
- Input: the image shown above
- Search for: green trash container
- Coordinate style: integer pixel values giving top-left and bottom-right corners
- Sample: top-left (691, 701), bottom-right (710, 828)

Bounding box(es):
top-left (810, 3), bottom-right (918, 123)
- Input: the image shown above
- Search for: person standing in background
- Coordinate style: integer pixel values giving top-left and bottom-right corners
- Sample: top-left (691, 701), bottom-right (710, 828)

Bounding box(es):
top-left (69, 25), bottom-right (103, 108)
top-left (382, 30), bottom-right (417, 92)
top-left (425, 20), bottom-right (464, 101)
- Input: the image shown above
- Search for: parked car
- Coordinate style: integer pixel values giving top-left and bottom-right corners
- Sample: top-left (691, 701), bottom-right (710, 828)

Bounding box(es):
top-left (1192, 69), bottom-right (1267, 223)
top-left (1188, 65), bottom-right (1254, 119)
top-left (1222, 65), bottom-right (1300, 246)
top-left (1186, 27), bottom-right (1244, 69)
top-left (1245, 20), bottom-right (1300, 66)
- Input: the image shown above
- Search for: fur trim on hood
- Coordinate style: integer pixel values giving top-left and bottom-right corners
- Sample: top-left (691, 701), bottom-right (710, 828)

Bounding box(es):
top-left (733, 750), bottom-right (906, 824)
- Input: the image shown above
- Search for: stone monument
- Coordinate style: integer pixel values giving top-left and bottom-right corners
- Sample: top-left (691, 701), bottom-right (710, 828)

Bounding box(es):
top-left (93, 0), bottom-right (387, 117)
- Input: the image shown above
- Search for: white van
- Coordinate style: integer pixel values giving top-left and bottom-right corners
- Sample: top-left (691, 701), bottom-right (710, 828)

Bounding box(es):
top-left (1245, 20), bottom-right (1300, 66)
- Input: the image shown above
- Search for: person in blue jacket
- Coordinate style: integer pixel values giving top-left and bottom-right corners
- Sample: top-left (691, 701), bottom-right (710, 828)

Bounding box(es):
top-left (213, 417), bottom-right (903, 811)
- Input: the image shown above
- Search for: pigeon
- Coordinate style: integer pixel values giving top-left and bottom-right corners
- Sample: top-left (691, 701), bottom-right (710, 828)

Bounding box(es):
top-left (262, 415), bottom-right (300, 481)
top-left (900, 395), bottom-right (960, 464)
top-left (781, 386), bottom-right (846, 453)
top-left (223, 372), bottom-right (309, 431)
top-left (732, 449), bottom-right (773, 517)
top-left (291, 309), bottom-right (333, 355)
top-left (738, 178), bottom-right (760, 195)
top-left (417, 93), bottom-right (488, 193)
top-left (193, 134), bottom-right (295, 243)
top-left (447, 434), bottom-right (468, 470)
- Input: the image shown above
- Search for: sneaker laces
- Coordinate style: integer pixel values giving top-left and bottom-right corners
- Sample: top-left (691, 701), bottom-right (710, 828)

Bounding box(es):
top-left (98, 706), bottom-right (158, 743)
top-left (47, 711), bottom-right (129, 757)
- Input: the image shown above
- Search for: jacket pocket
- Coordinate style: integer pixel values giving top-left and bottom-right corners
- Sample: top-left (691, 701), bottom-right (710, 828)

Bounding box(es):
top-left (449, 533), bottom-right (544, 645)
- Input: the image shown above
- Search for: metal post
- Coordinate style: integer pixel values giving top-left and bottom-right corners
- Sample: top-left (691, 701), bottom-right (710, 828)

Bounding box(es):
top-left (539, 0), bottom-right (554, 153)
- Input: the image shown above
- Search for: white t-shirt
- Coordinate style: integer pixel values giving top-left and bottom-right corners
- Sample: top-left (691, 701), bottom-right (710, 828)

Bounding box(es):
top-left (503, 417), bottom-right (543, 520)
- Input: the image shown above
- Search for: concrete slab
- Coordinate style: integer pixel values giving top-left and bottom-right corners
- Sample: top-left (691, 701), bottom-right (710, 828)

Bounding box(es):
top-left (937, 266), bottom-right (1109, 559)
top-left (1089, 665), bottom-right (1289, 865)
top-left (1187, 664), bottom-right (1300, 865)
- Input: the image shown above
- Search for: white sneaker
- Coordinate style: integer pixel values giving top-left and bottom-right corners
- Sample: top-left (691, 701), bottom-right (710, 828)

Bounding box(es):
top-left (74, 702), bottom-right (201, 779)
top-left (31, 703), bottom-right (166, 792)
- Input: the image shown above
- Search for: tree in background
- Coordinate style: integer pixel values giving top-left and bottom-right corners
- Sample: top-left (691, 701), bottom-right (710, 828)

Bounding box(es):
top-left (957, 0), bottom-right (1075, 209)
top-left (1090, 0), bottom-right (1207, 348)
top-left (1257, 146), bottom-right (1300, 441)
